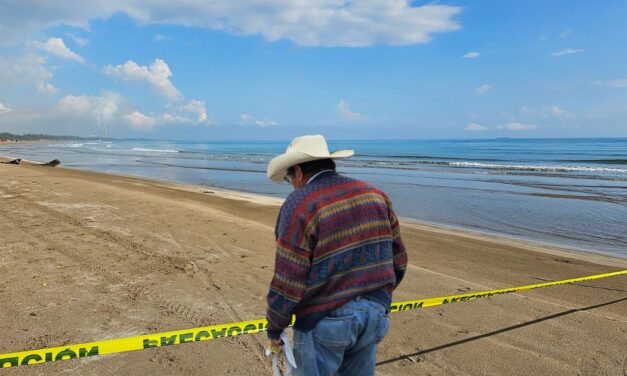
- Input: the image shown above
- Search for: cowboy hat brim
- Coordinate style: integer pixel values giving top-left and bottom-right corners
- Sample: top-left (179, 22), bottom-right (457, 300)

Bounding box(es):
top-left (267, 149), bottom-right (354, 182)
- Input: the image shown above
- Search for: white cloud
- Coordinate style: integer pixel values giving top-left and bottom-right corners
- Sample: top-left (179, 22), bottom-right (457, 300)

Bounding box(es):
top-left (551, 48), bottom-right (584, 57)
top-left (474, 84), bottom-right (491, 94)
top-left (56, 93), bottom-right (123, 126)
top-left (103, 59), bottom-right (182, 100)
top-left (560, 30), bottom-right (571, 38)
top-left (0, 102), bottom-right (12, 115)
top-left (55, 93), bottom-right (205, 130)
top-left (0, 53), bottom-right (58, 94)
top-left (123, 110), bottom-right (158, 130)
top-left (465, 123), bottom-right (487, 131)
top-left (153, 33), bottom-right (172, 42)
top-left (498, 122), bottom-right (537, 131)
top-left (337, 100), bottom-right (368, 122)
top-left (592, 79), bottom-right (627, 88)
top-left (520, 105), bottom-right (574, 119)
top-left (463, 51), bottom-right (480, 59)
top-left (161, 113), bottom-right (193, 124)
top-left (0, 91), bottom-right (203, 135)
top-left (0, 2), bottom-right (461, 48)
top-left (39, 82), bottom-right (59, 94)
top-left (38, 92), bottom-right (127, 135)
top-left (180, 99), bottom-right (208, 122)
top-left (239, 113), bottom-right (278, 127)
top-left (549, 105), bottom-right (574, 119)
top-left (56, 95), bottom-right (92, 113)
top-left (31, 37), bottom-right (85, 63)
top-left (66, 33), bottom-right (89, 47)
top-left (161, 100), bottom-right (211, 125)
top-left (240, 113), bottom-right (254, 122)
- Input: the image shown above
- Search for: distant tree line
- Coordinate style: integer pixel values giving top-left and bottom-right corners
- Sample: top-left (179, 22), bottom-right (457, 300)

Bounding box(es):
top-left (0, 132), bottom-right (111, 141)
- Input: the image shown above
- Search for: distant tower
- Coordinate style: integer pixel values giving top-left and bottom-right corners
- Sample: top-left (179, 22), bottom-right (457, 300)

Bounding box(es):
top-left (97, 116), bottom-right (108, 139)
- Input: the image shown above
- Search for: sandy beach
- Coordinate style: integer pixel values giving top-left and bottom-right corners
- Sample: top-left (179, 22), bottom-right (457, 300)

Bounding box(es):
top-left (1, 159), bottom-right (625, 375)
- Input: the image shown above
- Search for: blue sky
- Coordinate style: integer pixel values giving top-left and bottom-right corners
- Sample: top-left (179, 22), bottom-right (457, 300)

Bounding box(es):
top-left (0, 1), bottom-right (626, 140)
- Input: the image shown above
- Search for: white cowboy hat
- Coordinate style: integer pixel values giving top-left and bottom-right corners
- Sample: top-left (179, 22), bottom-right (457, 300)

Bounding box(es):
top-left (267, 135), bottom-right (354, 182)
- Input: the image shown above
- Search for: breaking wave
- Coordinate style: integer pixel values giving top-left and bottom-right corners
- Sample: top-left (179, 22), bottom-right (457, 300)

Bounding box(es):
top-left (448, 161), bottom-right (627, 173)
top-left (350, 159), bottom-right (627, 174)
top-left (131, 148), bottom-right (179, 153)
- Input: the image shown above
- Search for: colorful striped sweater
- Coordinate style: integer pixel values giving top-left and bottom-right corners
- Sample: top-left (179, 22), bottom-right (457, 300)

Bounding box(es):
top-left (266, 171), bottom-right (407, 339)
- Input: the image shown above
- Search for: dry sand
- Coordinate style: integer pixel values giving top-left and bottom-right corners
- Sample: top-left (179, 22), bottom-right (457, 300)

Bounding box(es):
top-left (0, 159), bottom-right (626, 375)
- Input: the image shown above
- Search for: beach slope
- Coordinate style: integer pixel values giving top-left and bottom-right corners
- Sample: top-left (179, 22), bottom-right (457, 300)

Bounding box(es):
top-left (1, 160), bottom-right (625, 375)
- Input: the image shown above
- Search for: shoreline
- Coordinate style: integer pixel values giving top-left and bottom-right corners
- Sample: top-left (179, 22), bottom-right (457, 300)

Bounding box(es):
top-left (1, 157), bottom-right (625, 375)
top-left (400, 218), bottom-right (627, 266)
top-left (2, 154), bottom-right (624, 264)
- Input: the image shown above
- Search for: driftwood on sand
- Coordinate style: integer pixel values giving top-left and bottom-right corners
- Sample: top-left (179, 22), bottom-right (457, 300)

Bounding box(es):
top-left (43, 159), bottom-right (61, 167)
top-left (1, 158), bottom-right (61, 166)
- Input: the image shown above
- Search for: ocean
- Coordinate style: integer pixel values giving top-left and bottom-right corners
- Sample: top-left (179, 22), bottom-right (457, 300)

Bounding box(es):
top-left (2, 138), bottom-right (626, 257)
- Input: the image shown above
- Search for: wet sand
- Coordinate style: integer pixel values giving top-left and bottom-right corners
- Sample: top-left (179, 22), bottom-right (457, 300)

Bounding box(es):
top-left (1, 159), bottom-right (626, 375)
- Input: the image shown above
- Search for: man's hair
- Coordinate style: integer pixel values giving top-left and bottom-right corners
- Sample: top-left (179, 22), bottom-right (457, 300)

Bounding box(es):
top-left (288, 158), bottom-right (336, 177)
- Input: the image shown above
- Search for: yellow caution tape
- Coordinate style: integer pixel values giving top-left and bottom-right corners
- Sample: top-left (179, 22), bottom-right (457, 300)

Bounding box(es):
top-left (390, 269), bottom-right (627, 312)
top-left (1, 269), bottom-right (625, 368)
top-left (0, 318), bottom-right (271, 368)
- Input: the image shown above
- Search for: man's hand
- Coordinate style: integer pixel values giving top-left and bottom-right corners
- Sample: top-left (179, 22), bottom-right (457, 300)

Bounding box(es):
top-left (268, 338), bottom-right (284, 354)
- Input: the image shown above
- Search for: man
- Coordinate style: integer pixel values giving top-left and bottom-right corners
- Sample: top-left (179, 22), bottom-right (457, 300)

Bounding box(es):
top-left (265, 135), bottom-right (407, 375)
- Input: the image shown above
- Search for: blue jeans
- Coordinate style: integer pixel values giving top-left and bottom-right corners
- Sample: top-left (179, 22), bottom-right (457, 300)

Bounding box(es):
top-left (293, 297), bottom-right (390, 376)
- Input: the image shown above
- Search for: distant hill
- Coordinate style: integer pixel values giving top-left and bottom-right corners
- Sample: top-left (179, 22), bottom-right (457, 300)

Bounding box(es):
top-left (0, 133), bottom-right (112, 142)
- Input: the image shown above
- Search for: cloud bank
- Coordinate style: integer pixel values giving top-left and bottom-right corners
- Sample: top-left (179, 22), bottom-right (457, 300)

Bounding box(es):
top-left (0, 92), bottom-right (210, 135)
top-left (0, 1), bottom-right (462, 47)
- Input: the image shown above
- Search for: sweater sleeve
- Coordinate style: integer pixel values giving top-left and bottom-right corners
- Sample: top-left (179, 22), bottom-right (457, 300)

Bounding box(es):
top-left (266, 201), bottom-right (312, 339)
top-left (386, 198), bottom-right (407, 288)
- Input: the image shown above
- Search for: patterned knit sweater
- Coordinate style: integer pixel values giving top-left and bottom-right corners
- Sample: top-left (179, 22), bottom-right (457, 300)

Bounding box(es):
top-left (266, 171), bottom-right (407, 339)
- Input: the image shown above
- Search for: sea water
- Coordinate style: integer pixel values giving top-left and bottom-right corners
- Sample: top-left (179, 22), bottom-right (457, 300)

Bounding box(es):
top-left (2, 138), bottom-right (626, 257)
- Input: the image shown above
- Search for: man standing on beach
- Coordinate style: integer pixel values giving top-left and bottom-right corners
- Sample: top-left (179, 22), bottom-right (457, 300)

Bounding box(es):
top-left (265, 135), bottom-right (407, 375)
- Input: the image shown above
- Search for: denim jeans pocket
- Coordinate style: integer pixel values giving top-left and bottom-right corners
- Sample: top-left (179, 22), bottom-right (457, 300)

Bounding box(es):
top-left (374, 312), bottom-right (390, 344)
top-left (313, 316), bottom-right (354, 348)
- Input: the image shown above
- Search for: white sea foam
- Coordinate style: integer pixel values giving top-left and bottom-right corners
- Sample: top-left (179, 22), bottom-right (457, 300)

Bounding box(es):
top-left (132, 147), bottom-right (179, 153)
top-left (56, 143), bottom-right (84, 148)
top-left (449, 161), bottom-right (627, 174)
top-left (356, 159), bottom-right (627, 174)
